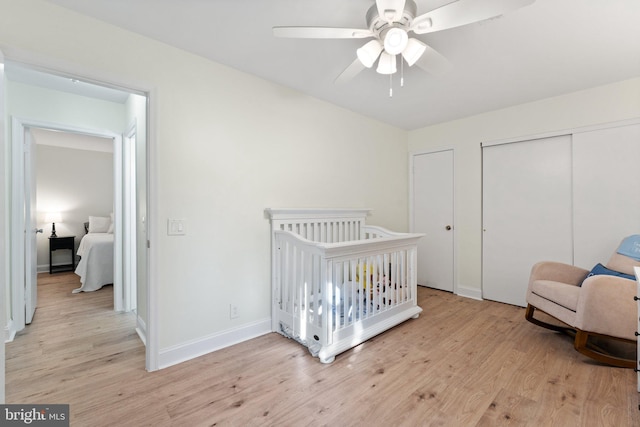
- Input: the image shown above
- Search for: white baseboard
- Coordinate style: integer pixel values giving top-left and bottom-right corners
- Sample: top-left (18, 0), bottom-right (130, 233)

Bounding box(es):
top-left (158, 318), bottom-right (271, 370)
top-left (456, 285), bottom-right (482, 301)
top-left (136, 314), bottom-right (147, 346)
top-left (4, 319), bottom-right (16, 343)
top-left (37, 263), bottom-right (76, 274)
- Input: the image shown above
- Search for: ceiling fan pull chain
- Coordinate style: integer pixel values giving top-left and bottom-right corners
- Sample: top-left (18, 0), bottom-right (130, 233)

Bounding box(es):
top-left (389, 74), bottom-right (393, 97)
top-left (400, 58), bottom-right (404, 87)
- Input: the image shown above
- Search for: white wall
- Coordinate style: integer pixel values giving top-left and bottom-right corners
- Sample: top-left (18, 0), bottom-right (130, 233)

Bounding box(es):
top-left (408, 77), bottom-right (640, 298)
top-left (35, 143), bottom-right (114, 271)
top-left (0, 0), bottom-right (409, 364)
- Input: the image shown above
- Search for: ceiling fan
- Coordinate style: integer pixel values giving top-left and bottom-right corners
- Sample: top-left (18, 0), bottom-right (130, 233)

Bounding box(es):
top-left (274, 0), bottom-right (535, 88)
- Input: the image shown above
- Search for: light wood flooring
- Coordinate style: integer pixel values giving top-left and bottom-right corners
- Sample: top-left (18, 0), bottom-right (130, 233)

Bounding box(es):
top-left (5, 272), bottom-right (639, 426)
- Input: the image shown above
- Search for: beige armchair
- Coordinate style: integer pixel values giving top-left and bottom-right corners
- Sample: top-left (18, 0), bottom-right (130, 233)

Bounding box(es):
top-left (525, 240), bottom-right (640, 368)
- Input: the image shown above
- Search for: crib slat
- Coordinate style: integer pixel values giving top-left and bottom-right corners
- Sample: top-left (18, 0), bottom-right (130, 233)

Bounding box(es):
top-left (323, 259), bottom-right (333, 345)
top-left (301, 247), bottom-right (310, 341)
top-left (401, 250), bottom-right (407, 303)
top-left (292, 243), bottom-right (299, 337)
top-left (374, 255), bottom-right (381, 313)
top-left (283, 241), bottom-right (291, 315)
top-left (367, 257), bottom-right (374, 316)
top-left (311, 254), bottom-right (318, 324)
top-left (393, 251), bottom-right (400, 305)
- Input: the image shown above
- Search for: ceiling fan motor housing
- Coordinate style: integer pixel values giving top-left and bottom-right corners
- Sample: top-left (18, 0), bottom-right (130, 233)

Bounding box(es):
top-left (366, 0), bottom-right (417, 39)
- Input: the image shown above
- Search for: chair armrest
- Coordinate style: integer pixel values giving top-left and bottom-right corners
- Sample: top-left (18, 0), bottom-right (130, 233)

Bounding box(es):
top-left (574, 275), bottom-right (637, 341)
top-left (528, 261), bottom-right (589, 288)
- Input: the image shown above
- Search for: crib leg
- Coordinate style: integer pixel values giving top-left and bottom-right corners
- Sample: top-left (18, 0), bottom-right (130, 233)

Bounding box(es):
top-left (412, 313), bottom-right (420, 319)
top-left (319, 355), bottom-right (336, 364)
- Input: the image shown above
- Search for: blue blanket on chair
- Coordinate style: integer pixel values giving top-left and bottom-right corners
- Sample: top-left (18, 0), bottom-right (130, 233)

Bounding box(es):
top-left (617, 235), bottom-right (640, 261)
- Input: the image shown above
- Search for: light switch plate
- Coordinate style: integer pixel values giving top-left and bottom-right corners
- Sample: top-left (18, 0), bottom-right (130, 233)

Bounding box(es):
top-left (167, 219), bottom-right (186, 236)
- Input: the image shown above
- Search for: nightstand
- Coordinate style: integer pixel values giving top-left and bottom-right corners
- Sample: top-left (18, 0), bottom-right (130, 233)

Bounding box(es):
top-left (49, 236), bottom-right (76, 274)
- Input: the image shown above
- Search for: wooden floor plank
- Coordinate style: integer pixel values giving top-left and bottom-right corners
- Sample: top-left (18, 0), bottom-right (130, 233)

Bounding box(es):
top-left (6, 275), bottom-right (639, 426)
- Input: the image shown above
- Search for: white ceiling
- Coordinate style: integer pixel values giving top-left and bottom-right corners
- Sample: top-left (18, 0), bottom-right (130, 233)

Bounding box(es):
top-left (38, 0), bottom-right (640, 130)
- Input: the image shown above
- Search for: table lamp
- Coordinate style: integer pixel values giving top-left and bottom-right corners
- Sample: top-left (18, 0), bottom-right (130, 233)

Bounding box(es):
top-left (45, 212), bottom-right (62, 238)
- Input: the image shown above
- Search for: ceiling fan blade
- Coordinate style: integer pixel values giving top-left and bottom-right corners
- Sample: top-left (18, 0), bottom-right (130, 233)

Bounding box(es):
top-left (376, 0), bottom-right (407, 23)
top-left (413, 44), bottom-right (452, 76)
top-left (334, 58), bottom-right (367, 84)
top-left (411, 0), bottom-right (535, 34)
top-left (273, 26), bottom-right (374, 39)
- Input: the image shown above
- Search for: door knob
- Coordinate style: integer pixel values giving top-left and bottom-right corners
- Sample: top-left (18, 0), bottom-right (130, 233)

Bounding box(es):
top-left (445, 225), bottom-right (452, 231)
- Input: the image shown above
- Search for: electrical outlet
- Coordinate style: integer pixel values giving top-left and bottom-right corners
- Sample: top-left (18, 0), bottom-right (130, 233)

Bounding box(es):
top-left (230, 304), bottom-right (239, 319)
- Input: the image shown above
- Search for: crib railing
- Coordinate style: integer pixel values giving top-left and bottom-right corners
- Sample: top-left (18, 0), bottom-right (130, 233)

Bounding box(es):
top-left (266, 208), bottom-right (372, 244)
top-left (278, 219), bottom-right (365, 243)
top-left (273, 229), bottom-right (423, 351)
top-left (363, 225), bottom-right (409, 239)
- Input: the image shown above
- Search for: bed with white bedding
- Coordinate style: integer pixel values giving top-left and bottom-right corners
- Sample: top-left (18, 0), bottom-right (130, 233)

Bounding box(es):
top-left (73, 215), bottom-right (114, 293)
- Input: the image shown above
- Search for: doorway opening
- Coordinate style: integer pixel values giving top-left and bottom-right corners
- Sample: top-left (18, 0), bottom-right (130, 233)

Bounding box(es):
top-left (4, 60), bottom-right (151, 371)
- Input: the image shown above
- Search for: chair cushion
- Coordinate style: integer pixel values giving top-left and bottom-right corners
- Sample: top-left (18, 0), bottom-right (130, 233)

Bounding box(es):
top-left (530, 280), bottom-right (580, 312)
top-left (581, 263), bottom-right (635, 284)
top-left (606, 252), bottom-right (640, 276)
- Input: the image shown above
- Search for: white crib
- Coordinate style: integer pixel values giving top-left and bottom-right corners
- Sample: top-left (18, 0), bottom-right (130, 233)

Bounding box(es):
top-left (266, 208), bottom-right (424, 363)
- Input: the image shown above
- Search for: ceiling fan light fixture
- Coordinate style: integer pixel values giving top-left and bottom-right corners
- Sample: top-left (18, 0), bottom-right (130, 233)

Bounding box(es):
top-left (376, 51), bottom-right (397, 75)
top-left (402, 38), bottom-right (427, 66)
top-left (383, 28), bottom-right (408, 55)
top-left (356, 40), bottom-right (383, 68)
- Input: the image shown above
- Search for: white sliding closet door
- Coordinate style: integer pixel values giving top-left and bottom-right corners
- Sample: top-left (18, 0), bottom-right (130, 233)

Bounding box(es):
top-left (573, 123), bottom-right (640, 267)
top-left (482, 136), bottom-right (573, 307)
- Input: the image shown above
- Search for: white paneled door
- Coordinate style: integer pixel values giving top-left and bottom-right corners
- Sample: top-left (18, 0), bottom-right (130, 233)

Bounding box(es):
top-left (412, 150), bottom-right (454, 292)
top-left (25, 128), bottom-right (38, 324)
top-left (482, 136), bottom-right (574, 307)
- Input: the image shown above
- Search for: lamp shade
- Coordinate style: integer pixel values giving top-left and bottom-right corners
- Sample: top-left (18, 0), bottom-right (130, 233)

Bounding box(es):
top-left (45, 212), bottom-right (62, 224)
top-left (376, 52), bottom-right (397, 75)
top-left (356, 40), bottom-right (383, 68)
top-left (402, 38), bottom-right (427, 67)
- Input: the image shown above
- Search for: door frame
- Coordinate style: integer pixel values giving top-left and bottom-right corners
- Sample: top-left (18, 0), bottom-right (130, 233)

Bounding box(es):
top-left (409, 147), bottom-right (457, 294)
top-left (1, 52), bottom-right (6, 404)
top-left (1, 47), bottom-right (158, 374)
top-left (123, 121), bottom-right (138, 312)
top-left (10, 117), bottom-right (125, 328)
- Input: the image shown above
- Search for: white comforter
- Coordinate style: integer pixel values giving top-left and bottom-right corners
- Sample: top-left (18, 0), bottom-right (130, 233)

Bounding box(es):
top-left (74, 233), bottom-right (114, 293)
